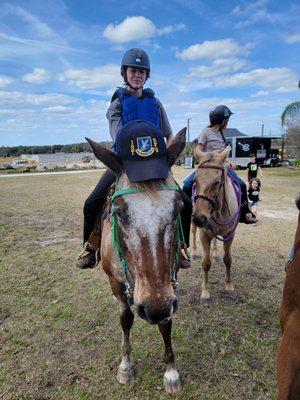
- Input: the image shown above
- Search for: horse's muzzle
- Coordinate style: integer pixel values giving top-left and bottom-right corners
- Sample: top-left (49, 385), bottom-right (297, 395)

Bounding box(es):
top-left (192, 214), bottom-right (208, 228)
top-left (137, 298), bottom-right (178, 325)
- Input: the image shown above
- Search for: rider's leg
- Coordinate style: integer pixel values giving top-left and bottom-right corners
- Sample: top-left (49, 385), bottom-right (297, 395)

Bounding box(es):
top-left (76, 169), bottom-right (116, 269)
top-left (179, 189), bottom-right (192, 269)
top-left (227, 168), bottom-right (257, 223)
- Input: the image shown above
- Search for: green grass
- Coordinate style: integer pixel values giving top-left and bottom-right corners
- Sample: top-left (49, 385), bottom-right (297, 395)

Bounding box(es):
top-left (0, 168), bottom-right (299, 399)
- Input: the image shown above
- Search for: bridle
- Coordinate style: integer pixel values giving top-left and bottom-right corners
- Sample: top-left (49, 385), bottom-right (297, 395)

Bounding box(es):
top-left (193, 163), bottom-right (226, 212)
top-left (193, 162), bottom-right (241, 242)
top-left (110, 183), bottom-right (184, 306)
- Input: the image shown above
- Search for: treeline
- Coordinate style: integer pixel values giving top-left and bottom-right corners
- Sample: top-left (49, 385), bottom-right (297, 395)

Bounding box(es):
top-left (0, 141), bottom-right (113, 157)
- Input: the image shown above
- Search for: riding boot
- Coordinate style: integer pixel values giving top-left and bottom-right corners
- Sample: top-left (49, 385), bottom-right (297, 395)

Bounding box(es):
top-left (75, 222), bottom-right (101, 269)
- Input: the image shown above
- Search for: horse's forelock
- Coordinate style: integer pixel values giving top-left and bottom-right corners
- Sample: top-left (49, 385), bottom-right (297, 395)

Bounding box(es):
top-left (132, 179), bottom-right (167, 200)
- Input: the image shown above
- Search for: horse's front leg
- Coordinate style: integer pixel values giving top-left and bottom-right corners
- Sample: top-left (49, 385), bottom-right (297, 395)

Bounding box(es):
top-left (109, 276), bottom-right (135, 384)
top-left (158, 319), bottom-right (181, 393)
top-left (200, 231), bottom-right (212, 304)
top-left (190, 222), bottom-right (198, 259)
top-left (223, 238), bottom-right (236, 299)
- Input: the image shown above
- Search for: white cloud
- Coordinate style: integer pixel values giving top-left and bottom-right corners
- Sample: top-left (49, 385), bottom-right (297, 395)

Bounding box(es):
top-left (59, 65), bottom-right (121, 89)
top-left (178, 67), bottom-right (298, 93)
top-left (177, 39), bottom-right (251, 61)
top-left (250, 90), bottom-right (269, 97)
top-left (284, 33), bottom-right (300, 44)
top-left (231, 0), bottom-right (279, 29)
top-left (42, 106), bottom-right (73, 113)
top-left (103, 16), bottom-right (185, 43)
top-left (22, 68), bottom-right (51, 84)
top-left (0, 32), bottom-right (86, 59)
top-left (0, 76), bottom-right (13, 88)
top-left (3, 4), bottom-right (57, 39)
top-left (187, 58), bottom-right (247, 78)
top-left (214, 68), bottom-right (297, 90)
top-left (0, 91), bottom-right (77, 107)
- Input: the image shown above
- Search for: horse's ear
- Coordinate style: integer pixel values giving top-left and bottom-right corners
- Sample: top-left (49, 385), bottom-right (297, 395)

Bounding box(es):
top-left (85, 137), bottom-right (123, 176)
top-left (194, 146), bottom-right (206, 161)
top-left (218, 146), bottom-right (231, 163)
top-left (167, 127), bottom-right (186, 167)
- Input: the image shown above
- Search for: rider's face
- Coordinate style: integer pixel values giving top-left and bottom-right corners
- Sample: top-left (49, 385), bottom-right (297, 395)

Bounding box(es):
top-left (126, 67), bottom-right (147, 89)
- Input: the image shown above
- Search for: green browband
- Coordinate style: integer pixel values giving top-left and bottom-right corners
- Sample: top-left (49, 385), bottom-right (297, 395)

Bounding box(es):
top-left (111, 183), bottom-right (180, 203)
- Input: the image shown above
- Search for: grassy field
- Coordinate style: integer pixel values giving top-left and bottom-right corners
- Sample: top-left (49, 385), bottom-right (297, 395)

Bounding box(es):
top-left (0, 167), bottom-right (299, 400)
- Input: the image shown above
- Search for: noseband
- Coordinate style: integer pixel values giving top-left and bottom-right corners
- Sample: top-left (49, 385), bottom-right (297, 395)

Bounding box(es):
top-left (193, 163), bottom-right (225, 211)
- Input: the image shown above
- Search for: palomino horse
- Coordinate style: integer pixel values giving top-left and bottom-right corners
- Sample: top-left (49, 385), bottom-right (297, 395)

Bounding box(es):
top-left (192, 147), bottom-right (240, 304)
top-left (277, 194), bottom-right (300, 400)
top-left (86, 128), bottom-right (186, 394)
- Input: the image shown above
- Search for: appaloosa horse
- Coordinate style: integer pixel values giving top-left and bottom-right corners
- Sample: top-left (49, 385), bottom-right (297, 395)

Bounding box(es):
top-left (86, 128), bottom-right (186, 393)
top-left (277, 194), bottom-right (300, 400)
top-left (192, 147), bottom-right (240, 304)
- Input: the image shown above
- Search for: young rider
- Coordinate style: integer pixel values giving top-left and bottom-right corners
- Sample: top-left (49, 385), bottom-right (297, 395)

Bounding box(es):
top-left (76, 48), bottom-right (192, 268)
top-left (183, 105), bottom-right (257, 224)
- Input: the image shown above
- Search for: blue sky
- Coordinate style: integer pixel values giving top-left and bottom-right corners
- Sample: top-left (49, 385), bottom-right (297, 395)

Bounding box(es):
top-left (0, 0), bottom-right (299, 146)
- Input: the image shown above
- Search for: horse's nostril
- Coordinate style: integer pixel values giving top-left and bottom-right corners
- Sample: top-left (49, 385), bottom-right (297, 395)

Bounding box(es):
top-left (137, 304), bottom-right (146, 319)
top-left (173, 298), bottom-right (178, 313)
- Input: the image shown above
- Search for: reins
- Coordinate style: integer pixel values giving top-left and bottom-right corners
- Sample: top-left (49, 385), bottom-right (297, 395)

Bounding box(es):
top-left (111, 183), bottom-right (184, 306)
top-left (193, 162), bottom-right (241, 242)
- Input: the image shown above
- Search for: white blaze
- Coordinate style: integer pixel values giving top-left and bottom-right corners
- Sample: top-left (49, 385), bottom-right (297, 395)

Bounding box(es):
top-left (124, 191), bottom-right (176, 272)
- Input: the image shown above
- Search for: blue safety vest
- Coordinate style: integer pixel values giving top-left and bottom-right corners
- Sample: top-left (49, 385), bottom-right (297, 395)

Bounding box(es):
top-left (112, 87), bottom-right (161, 129)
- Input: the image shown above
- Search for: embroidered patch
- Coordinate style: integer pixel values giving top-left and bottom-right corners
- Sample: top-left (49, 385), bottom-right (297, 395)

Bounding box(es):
top-left (135, 136), bottom-right (155, 157)
top-left (136, 57), bottom-right (141, 63)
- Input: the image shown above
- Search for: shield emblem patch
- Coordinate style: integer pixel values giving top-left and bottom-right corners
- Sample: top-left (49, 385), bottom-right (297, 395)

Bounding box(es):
top-left (136, 136), bottom-right (155, 157)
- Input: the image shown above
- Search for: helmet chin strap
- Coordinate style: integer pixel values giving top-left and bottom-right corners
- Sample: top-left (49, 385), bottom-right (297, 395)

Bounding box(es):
top-left (219, 118), bottom-right (229, 146)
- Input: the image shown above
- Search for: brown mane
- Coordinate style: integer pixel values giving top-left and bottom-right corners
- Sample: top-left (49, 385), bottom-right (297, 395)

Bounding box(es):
top-left (131, 179), bottom-right (167, 200)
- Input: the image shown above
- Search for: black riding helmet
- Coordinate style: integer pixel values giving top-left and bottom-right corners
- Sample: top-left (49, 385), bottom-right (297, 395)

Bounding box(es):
top-left (121, 48), bottom-right (150, 90)
top-left (209, 105), bottom-right (233, 146)
top-left (209, 105), bottom-right (233, 126)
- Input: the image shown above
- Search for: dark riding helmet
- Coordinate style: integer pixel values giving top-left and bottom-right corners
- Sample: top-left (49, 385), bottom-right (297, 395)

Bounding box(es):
top-left (209, 105), bottom-right (233, 126)
top-left (121, 48), bottom-right (151, 86)
top-left (121, 48), bottom-right (150, 71)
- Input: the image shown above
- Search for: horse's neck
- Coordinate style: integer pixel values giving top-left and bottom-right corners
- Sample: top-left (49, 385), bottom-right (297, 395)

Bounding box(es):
top-left (215, 174), bottom-right (237, 219)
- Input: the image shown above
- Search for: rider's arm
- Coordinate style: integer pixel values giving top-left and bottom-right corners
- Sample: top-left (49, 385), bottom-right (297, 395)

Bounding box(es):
top-left (106, 98), bottom-right (123, 142)
top-left (157, 99), bottom-right (173, 143)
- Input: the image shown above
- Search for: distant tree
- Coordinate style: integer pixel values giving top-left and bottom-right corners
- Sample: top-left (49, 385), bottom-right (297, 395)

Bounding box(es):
top-left (281, 80), bottom-right (300, 127)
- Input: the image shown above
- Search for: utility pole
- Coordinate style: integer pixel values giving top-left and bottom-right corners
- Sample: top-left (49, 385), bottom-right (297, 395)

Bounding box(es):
top-left (187, 117), bottom-right (192, 145)
top-left (261, 123), bottom-right (264, 137)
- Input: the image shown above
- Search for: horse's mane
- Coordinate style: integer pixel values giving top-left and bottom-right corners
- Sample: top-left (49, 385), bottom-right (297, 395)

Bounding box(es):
top-left (132, 179), bottom-right (167, 200)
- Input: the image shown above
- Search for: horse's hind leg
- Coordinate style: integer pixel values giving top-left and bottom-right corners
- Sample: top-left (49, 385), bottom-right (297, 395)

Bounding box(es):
top-left (200, 231), bottom-right (212, 305)
top-left (158, 319), bottom-right (181, 393)
top-left (223, 238), bottom-right (235, 299)
top-left (109, 276), bottom-right (135, 384)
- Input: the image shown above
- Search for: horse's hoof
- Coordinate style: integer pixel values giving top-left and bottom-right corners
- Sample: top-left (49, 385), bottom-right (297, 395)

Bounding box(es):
top-left (226, 291), bottom-right (236, 300)
top-left (116, 366), bottom-right (135, 384)
top-left (164, 369), bottom-right (182, 393)
top-left (200, 297), bottom-right (212, 305)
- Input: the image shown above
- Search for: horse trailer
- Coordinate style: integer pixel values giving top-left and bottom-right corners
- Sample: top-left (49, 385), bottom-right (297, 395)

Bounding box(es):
top-left (227, 136), bottom-right (280, 168)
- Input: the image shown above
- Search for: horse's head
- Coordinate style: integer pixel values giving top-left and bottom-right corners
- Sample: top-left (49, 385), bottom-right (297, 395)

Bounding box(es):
top-left (86, 128), bottom-right (186, 325)
top-left (192, 147), bottom-right (230, 228)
